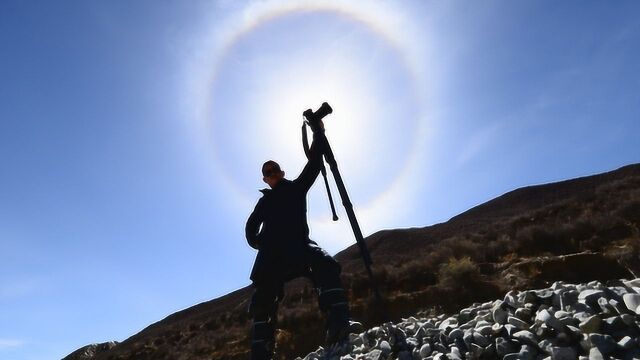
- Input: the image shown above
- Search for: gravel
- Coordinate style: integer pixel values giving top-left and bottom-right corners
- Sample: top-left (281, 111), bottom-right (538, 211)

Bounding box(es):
top-left (296, 278), bottom-right (640, 360)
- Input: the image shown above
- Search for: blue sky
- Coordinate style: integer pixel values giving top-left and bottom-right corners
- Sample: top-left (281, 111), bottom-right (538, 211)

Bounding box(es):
top-left (1, 1), bottom-right (639, 359)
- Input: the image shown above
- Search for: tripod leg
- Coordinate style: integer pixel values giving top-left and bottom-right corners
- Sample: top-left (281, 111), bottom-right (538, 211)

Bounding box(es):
top-left (318, 132), bottom-right (387, 321)
top-left (302, 121), bottom-right (338, 221)
top-left (320, 161), bottom-right (339, 221)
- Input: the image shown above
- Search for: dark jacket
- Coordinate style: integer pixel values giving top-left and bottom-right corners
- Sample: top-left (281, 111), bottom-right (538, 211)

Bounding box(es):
top-left (245, 130), bottom-right (326, 283)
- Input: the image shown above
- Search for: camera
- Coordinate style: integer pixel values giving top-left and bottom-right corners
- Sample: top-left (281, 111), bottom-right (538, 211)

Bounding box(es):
top-left (303, 102), bottom-right (333, 129)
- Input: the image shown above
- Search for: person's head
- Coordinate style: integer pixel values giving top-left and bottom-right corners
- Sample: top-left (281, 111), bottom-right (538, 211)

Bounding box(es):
top-left (262, 160), bottom-right (285, 188)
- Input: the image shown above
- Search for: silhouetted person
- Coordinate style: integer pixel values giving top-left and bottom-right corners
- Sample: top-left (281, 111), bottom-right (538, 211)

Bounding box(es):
top-left (245, 119), bottom-right (360, 360)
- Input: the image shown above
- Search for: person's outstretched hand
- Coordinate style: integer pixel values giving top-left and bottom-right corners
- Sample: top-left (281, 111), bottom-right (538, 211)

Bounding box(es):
top-left (310, 119), bottom-right (324, 133)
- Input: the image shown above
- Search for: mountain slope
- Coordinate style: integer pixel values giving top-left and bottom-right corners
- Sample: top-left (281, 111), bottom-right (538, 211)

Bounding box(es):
top-left (65, 163), bottom-right (640, 360)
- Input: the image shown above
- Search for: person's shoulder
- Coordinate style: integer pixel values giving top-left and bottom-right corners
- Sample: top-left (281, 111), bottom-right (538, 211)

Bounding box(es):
top-left (282, 178), bottom-right (302, 191)
top-left (256, 189), bottom-right (271, 203)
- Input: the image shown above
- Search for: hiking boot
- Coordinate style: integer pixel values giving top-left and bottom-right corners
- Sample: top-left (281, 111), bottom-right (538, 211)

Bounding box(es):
top-left (250, 319), bottom-right (275, 360)
top-left (250, 339), bottom-right (274, 360)
top-left (346, 320), bottom-right (364, 334)
top-left (324, 320), bottom-right (364, 347)
top-left (322, 321), bottom-right (363, 359)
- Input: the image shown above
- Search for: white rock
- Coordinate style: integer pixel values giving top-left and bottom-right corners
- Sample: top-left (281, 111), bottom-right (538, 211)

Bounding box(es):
top-left (476, 325), bottom-right (492, 336)
top-left (363, 349), bottom-right (382, 360)
top-left (622, 293), bottom-right (640, 314)
top-left (554, 310), bottom-right (571, 319)
top-left (551, 346), bottom-right (577, 360)
top-left (577, 289), bottom-right (603, 303)
top-left (519, 344), bottom-right (536, 360)
top-left (472, 332), bottom-right (490, 347)
top-left (504, 290), bottom-right (519, 307)
top-left (378, 340), bottom-right (391, 355)
top-left (623, 278), bottom-right (640, 288)
top-left (513, 330), bottom-right (537, 345)
top-left (438, 317), bottom-right (458, 330)
top-left (536, 309), bottom-right (564, 331)
top-left (588, 347), bottom-right (605, 360)
top-left (507, 316), bottom-right (529, 330)
top-left (450, 346), bottom-right (462, 360)
top-left (419, 343), bottom-right (432, 358)
top-left (618, 335), bottom-right (636, 349)
top-left (578, 315), bottom-right (600, 333)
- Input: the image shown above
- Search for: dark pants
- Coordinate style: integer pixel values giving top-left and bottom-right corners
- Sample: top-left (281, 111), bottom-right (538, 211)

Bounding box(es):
top-left (248, 244), bottom-right (350, 360)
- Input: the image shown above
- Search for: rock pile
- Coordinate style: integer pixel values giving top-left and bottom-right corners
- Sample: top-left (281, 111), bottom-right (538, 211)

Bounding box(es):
top-left (298, 279), bottom-right (640, 360)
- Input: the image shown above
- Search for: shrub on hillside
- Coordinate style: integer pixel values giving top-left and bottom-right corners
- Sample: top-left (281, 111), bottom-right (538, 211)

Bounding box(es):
top-left (437, 257), bottom-right (481, 289)
top-left (514, 223), bottom-right (580, 256)
top-left (579, 216), bottom-right (634, 250)
top-left (616, 200), bottom-right (640, 226)
top-left (426, 245), bottom-right (455, 268)
top-left (484, 234), bottom-right (511, 262)
top-left (394, 259), bottom-right (438, 291)
top-left (441, 237), bottom-right (483, 261)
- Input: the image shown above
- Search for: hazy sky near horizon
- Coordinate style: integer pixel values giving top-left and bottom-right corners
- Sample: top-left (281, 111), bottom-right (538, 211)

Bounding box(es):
top-left (1, 1), bottom-right (639, 359)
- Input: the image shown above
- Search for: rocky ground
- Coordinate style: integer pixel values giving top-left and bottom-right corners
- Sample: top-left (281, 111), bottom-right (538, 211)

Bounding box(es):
top-left (299, 278), bottom-right (640, 360)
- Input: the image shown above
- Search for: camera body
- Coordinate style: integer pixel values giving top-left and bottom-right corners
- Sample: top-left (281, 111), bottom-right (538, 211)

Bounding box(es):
top-left (303, 102), bottom-right (333, 130)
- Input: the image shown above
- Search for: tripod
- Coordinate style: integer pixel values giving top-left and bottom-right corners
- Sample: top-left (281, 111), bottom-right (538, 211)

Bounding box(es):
top-left (302, 104), bottom-right (386, 318)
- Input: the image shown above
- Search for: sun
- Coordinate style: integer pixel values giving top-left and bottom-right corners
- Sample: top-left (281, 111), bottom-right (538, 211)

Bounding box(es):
top-left (189, 1), bottom-right (427, 216)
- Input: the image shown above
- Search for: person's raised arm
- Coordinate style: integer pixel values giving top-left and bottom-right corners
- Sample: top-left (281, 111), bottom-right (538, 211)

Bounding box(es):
top-left (294, 126), bottom-right (326, 193)
top-left (245, 198), bottom-right (264, 250)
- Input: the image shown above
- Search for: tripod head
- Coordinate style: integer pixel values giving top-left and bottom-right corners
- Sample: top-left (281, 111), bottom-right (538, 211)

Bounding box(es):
top-left (303, 102), bottom-right (332, 131)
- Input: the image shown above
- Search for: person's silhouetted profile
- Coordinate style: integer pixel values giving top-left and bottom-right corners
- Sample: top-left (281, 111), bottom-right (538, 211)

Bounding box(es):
top-left (245, 119), bottom-right (361, 360)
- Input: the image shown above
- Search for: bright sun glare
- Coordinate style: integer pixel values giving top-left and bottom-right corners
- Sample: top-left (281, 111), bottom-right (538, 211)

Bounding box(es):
top-left (194, 3), bottom-right (425, 212)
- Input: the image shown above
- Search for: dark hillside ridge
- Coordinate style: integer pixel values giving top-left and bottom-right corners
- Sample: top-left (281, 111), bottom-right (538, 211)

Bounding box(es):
top-left (449, 164), bottom-right (640, 222)
top-left (64, 163), bottom-right (640, 360)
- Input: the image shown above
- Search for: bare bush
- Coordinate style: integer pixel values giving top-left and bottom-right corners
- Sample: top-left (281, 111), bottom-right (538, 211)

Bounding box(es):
top-left (437, 257), bottom-right (481, 289)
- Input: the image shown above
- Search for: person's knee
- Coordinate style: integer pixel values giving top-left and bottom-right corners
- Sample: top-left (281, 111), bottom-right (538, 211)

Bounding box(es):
top-left (328, 257), bottom-right (342, 275)
top-left (308, 245), bottom-right (341, 271)
top-left (312, 254), bottom-right (341, 279)
top-left (314, 260), bottom-right (343, 289)
top-left (248, 289), bottom-right (279, 320)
